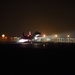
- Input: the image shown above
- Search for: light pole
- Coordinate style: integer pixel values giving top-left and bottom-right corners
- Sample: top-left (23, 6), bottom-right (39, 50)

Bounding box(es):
top-left (55, 35), bottom-right (58, 38)
top-left (55, 35), bottom-right (58, 42)
top-left (67, 35), bottom-right (70, 42)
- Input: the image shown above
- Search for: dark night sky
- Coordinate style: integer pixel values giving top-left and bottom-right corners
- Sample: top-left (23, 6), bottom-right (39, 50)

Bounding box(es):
top-left (0, 0), bottom-right (75, 36)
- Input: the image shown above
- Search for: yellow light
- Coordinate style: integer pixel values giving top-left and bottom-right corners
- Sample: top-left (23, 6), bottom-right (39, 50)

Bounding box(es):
top-left (55, 35), bottom-right (58, 38)
top-left (43, 34), bottom-right (46, 37)
top-left (2, 34), bottom-right (5, 38)
top-left (67, 35), bottom-right (70, 38)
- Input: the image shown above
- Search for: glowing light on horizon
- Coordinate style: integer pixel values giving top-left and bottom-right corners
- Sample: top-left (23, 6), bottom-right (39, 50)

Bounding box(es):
top-left (5, 36), bottom-right (7, 39)
top-left (2, 34), bottom-right (5, 38)
top-left (67, 35), bottom-right (70, 38)
top-left (43, 34), bottom-right (46, 37)
top-left (18, 39), bottom-right (29, 43)
top-left (55, 35), bottom-right (58, 38)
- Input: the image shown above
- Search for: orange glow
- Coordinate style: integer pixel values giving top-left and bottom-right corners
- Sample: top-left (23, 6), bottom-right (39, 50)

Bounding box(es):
top-left (5, 36), bottom-right (7, 39)
top-left (55, 35), bottom-right (58, 38)
top-left (43, 34), bottom-right (46, 37)
top-left (2, 34), bottom-right (5, 38)
top-left (67, 35), bottom-right (70, 38)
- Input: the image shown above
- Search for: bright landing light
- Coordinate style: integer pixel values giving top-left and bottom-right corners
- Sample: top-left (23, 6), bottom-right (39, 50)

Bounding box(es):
top-left (18, 39), bottom-right (29, 43)
top-left (34, 36), bottom-right (38, 40)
